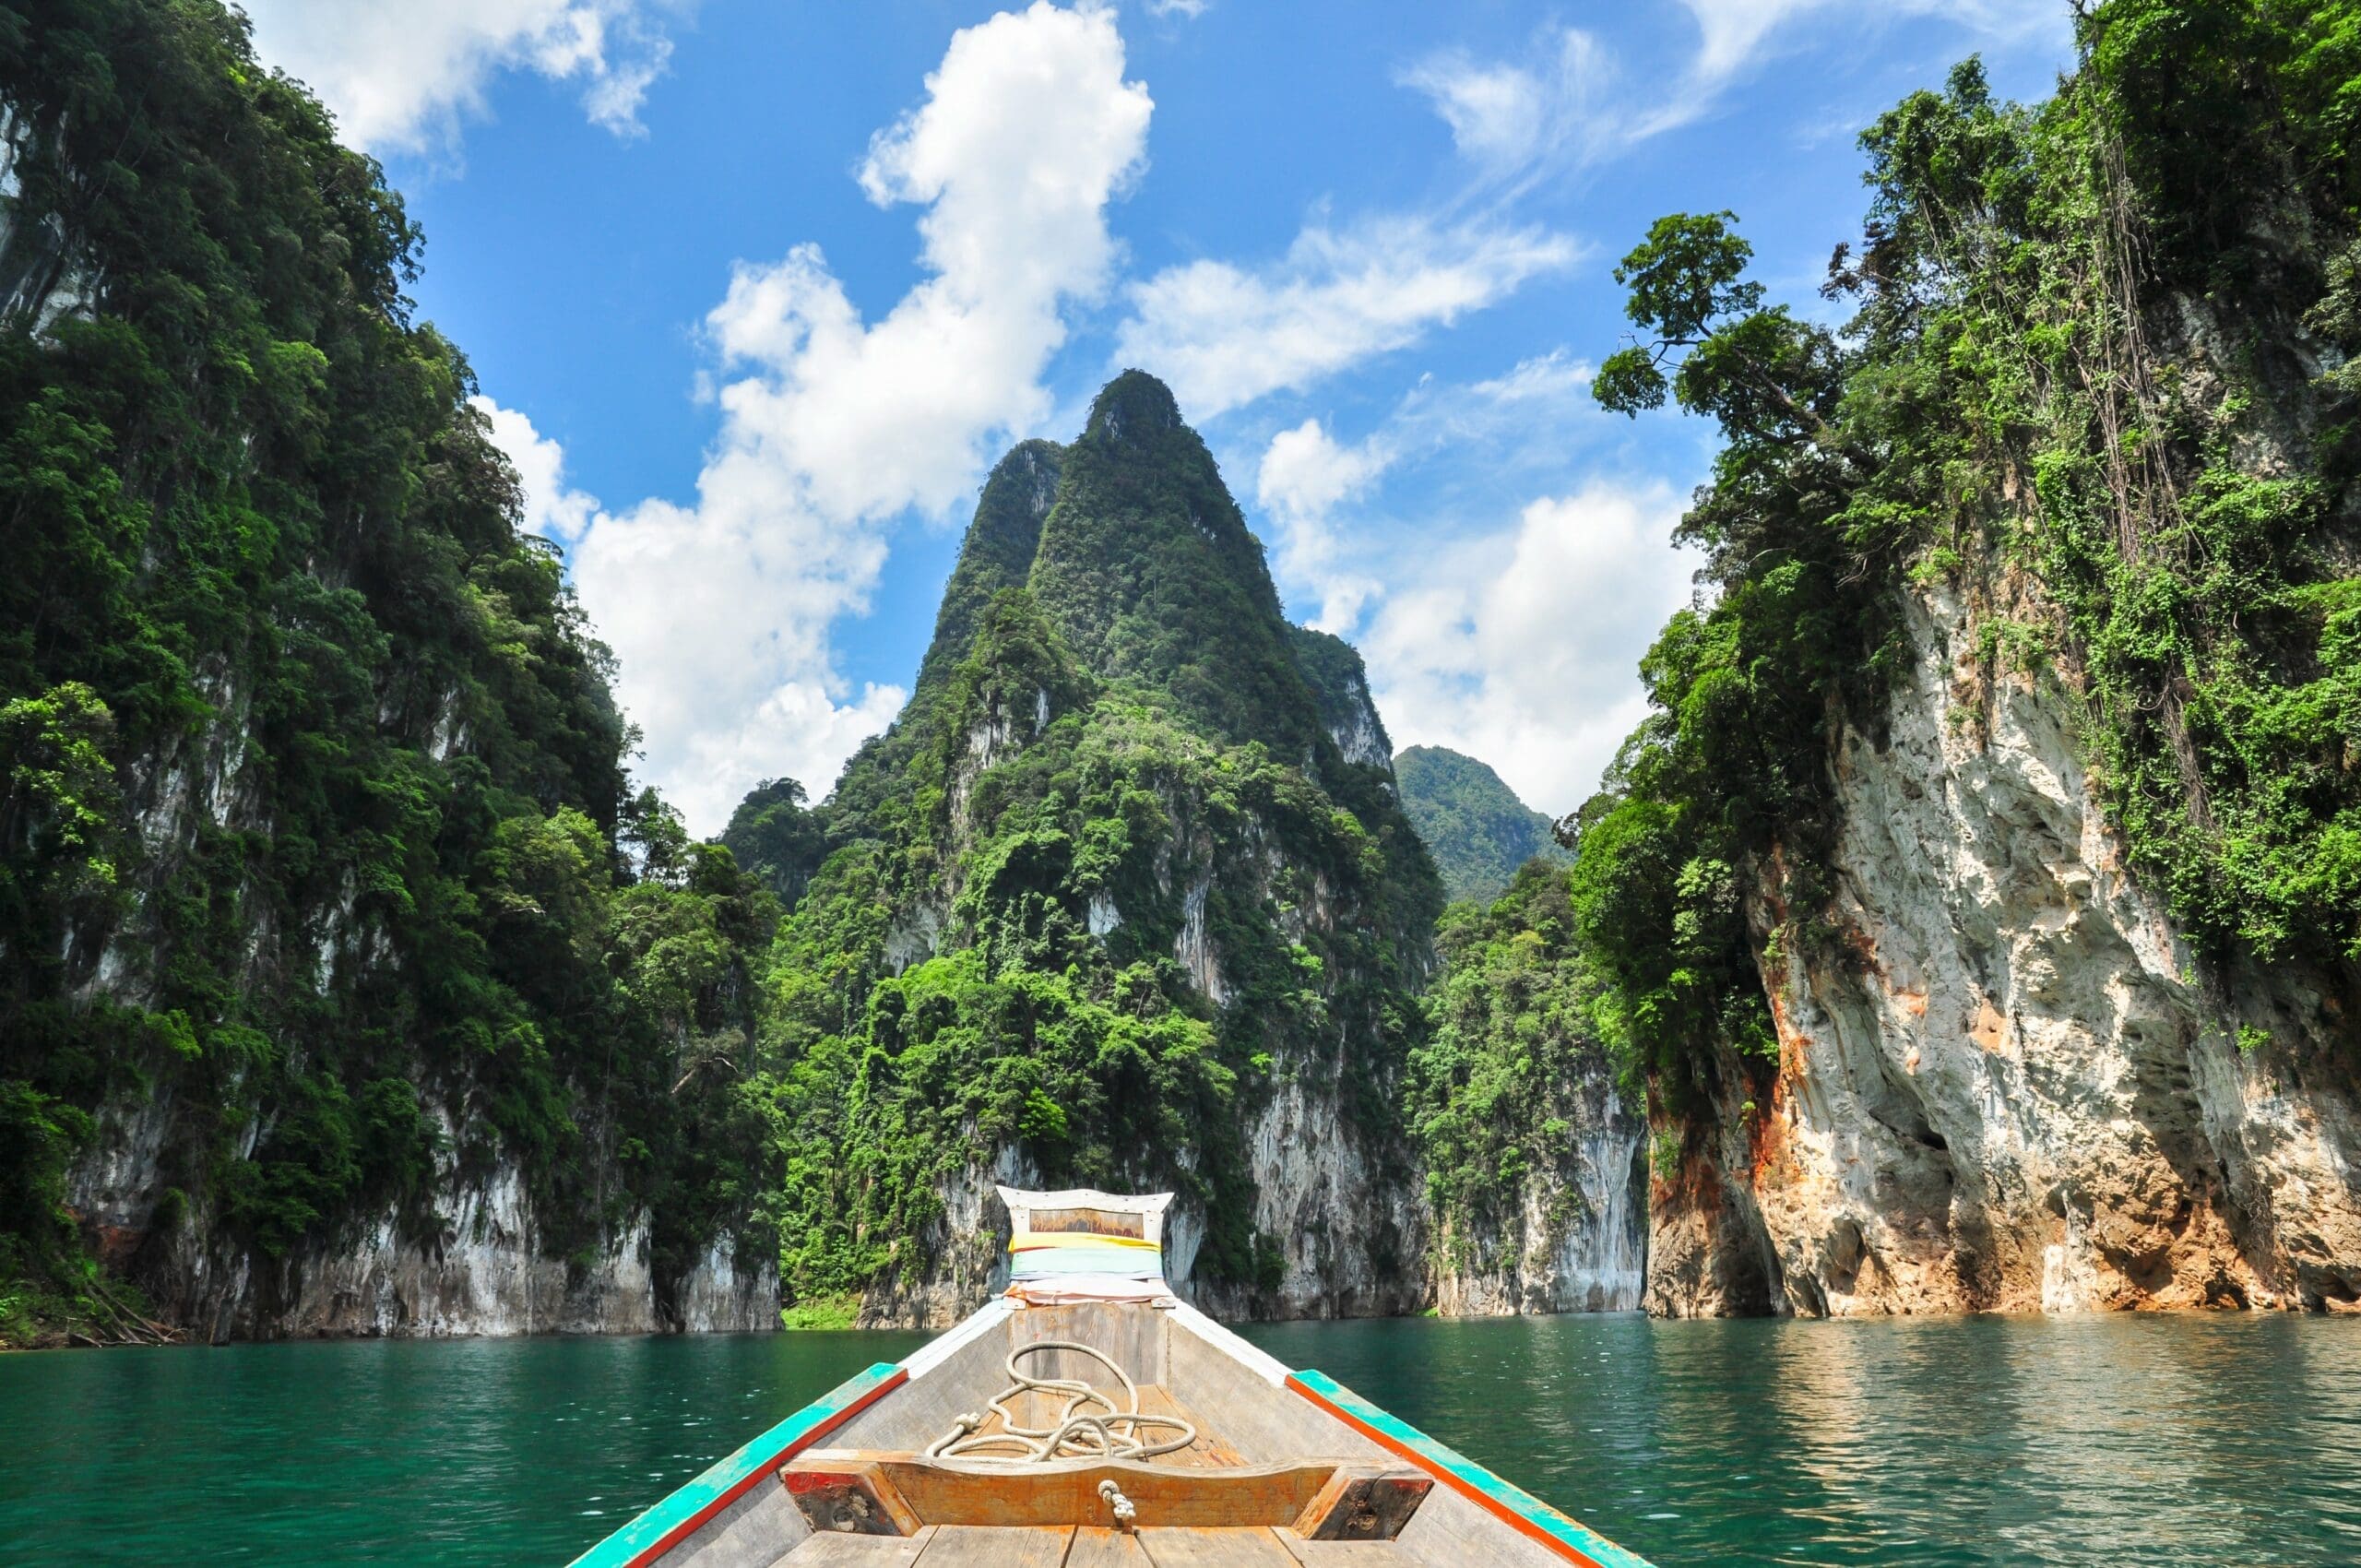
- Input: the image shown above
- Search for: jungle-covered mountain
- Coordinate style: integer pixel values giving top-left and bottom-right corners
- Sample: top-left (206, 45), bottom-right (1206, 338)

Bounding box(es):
top-left (13, 0), bottom-right (2361, 1343)
top-left (742, 373), bottom-right (1446, 1324)
top-left (0, 0), bottom-right (1444, 1343)
top-left (1393, 745), bottom-right (1570, 906)
top-left (1511, 0), bottom-right (2361, 1314)
top-left (0, 0), bottom-right (777, 1345)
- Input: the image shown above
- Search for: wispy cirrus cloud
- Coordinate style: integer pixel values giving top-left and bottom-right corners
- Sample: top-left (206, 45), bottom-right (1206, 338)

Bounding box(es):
top-left (1677, 0), bottom-right (2066, 83)
top-left (1400, 0), bottom-right (2070, 194)
top-left (1114, 217), bottom-right (1580, 422)
top-left (1399, 29), bottom-right (1642, 188)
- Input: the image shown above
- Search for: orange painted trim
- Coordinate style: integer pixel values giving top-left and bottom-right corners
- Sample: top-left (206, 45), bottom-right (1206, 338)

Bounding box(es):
top-left (1287, 1372), bottom-right (1624, 1568)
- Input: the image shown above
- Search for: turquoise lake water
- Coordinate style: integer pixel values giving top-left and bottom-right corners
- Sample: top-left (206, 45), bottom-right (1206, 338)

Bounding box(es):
top-left (3, 1313), bottom-right (2357, 1564)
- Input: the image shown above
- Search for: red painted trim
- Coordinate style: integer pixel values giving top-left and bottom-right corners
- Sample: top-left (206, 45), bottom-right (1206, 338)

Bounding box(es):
top-left (627, 1366), bottom-right (909, 1566)
top-left (781, 1468), bottom-right (853, 1497)
top-left (1287, 1373), bottom-right (1607, 1568)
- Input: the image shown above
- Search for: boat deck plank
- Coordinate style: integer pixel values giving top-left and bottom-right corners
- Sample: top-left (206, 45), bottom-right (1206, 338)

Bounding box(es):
top-left (779, 1529), bottom-right (937, 1565)
top-left (1270, 1529), bottom-right (1422, 1563)
top-left (972, 1386), bottom-right (1238, 1470)
top-left (913, 1525), bottom-right (1074, 1566)
top-left (1132, 1386), bottom-right (1241, 1469)
top-left (1010, 1305), bottom-right (1166, 1390)
top-left (1134, 1526), bottom-right (1300, 1568)
top-left (1062, 1526), bottom-right (1152, 1565)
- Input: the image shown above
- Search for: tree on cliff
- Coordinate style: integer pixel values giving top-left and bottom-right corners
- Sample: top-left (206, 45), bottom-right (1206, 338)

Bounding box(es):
top-left (1567, 4), bottom-right (2361, 1123)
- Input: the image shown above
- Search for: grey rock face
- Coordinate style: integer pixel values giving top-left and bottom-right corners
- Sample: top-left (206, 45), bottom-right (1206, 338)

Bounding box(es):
top-left (1650, 579), bottom-right (2361, 1316)
top-left (1433, 1077), bottom-right (1649, 1316)
top-left (58, 666), bottom-right (779, 1339)
top-left (854, 740), bottom-right (1431, 1326)
top-left (68, 1091), bottom-right (779, 1338)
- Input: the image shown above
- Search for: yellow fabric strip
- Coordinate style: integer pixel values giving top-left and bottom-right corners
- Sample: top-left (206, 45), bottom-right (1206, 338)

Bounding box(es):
top-left (1008, 1233), bottom-right (1160, 1253)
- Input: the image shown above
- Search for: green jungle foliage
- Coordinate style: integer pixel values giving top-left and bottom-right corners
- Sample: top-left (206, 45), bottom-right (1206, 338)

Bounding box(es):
top-left (1407, 861), bottom-right (1631, 1267)
top-left (0, 0), bottom-right (774, 1343)
top-left (912, 438), bottom-right (1064, 699)
top-left (1394, 745), bottom-right (1570, 906)
top-left (1572, 0), bottom-right (2361, 1118)
top-left (720, 778), bottom-right (826, 912)
top-left (1027, 374), bottom-right (1335, 762)
top-left (738, 376), bottom-right (1443, 1311)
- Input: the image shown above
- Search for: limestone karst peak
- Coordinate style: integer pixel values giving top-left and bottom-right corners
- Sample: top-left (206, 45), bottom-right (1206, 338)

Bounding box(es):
top-left (914, 437), bottom-right (1066, 693)
top-left (1083, 368), bottom-right (1186, 447)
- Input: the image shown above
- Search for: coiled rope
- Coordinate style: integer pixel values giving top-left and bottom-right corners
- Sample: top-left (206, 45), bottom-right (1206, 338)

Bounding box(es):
top-left (926, 1339), bottom-right (1196, 1464)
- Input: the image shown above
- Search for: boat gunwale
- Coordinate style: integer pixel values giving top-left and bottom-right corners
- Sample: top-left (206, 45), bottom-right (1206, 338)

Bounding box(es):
top-left (567, 1302), bottom-right (1659, 1568)
top-left (565, 1360), bottom-right (908, 1568)
top-left (1286, 1367), bottom-right (1655, 1568)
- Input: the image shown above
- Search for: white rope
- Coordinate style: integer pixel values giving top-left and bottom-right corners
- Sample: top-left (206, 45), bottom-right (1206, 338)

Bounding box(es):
top-left (926, 1338), bottom-right (1197, 1465)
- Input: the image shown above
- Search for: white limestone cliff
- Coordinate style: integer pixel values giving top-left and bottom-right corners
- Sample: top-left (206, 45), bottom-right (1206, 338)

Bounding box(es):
top-left (1650, 578), bottom-right (2361, 1317)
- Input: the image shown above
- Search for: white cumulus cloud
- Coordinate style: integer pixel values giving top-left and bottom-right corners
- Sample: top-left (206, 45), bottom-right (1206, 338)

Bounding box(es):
top-left (1362, 481), bottom-right (1698, 819)
top-left (1256, 418), bottom-right (1391, 634)
top-left (1259, 418), bottom-right (1392, 523)
top-left (1115, 216), bottom-right (1578, 422)
top-left (494, 1), bottom-right (1150, 834)
top-left (1245, 354), bottom-right (1674, 814)
top-left (471, 397), bottom-right (599, 542)
top-left (238, 0), bottom-right (679, 154)
top-left (1251, 351), bottom-right (1598, 637)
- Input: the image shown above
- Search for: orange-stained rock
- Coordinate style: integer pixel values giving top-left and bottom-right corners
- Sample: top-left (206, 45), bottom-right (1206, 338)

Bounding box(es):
top-left (1646, 575), bottom-right (2361, 1320)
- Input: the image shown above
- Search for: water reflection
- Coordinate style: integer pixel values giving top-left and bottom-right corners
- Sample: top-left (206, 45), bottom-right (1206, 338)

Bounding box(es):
top-left (1243, 1313), bottom-right (2361, 1567)
top-left (4, 1314), bottom-right (2357, 1564)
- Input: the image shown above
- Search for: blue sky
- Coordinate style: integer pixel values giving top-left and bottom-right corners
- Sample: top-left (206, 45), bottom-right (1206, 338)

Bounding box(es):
top-left (241, 0), bottom-right (2078, 832)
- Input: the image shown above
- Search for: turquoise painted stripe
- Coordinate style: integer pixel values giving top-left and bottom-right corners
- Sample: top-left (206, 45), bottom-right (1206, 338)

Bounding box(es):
top-left (567, 1361), bottom-right (904, 1568)
top-left (1291, 1368), bottom-right (1657, 1568)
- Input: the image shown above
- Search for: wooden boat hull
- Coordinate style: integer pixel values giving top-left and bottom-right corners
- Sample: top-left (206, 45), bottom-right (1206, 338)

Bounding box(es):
top-left (568, 1300), bottom-right (1656, 1567)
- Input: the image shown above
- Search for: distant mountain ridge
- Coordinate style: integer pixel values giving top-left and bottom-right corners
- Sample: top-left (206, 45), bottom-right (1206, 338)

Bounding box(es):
top-left (1393, 745), bottom-right (1567, 905)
